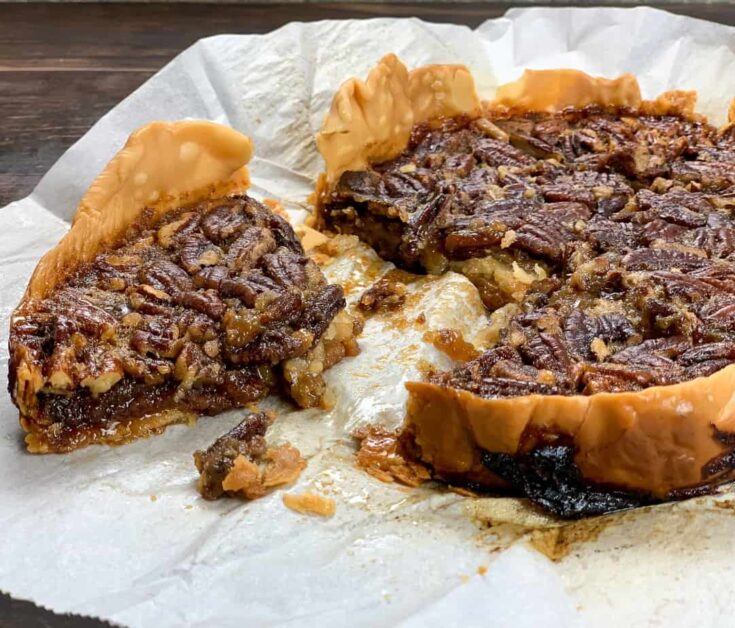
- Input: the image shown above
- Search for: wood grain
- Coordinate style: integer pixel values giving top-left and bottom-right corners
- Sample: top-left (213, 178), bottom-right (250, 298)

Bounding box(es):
top-left (1, 2), bottom-right (735, 207)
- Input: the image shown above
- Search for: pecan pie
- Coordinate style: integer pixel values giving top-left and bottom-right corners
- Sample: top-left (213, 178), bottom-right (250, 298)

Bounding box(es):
top-left (316, 55), bottom-right (735, 517)
top-left (8, 121), bottom-right (360, 453)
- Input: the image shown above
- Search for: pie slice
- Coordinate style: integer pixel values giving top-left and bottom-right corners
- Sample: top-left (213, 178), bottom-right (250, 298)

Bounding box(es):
top-left (8, 120), bottom-right (361, 453)
top-left (316, 55), bottom-right (735, 517)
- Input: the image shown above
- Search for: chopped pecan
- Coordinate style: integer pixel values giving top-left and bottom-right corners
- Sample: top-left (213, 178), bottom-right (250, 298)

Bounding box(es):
top-left (131, 323), bottom-right (183, 359)
top-left (176, 290), bottom-right (226, 321)
top-left (474, 138), bottom-right (535, 167)
top-left (623, 248), bottom-right (710, 272)
top-left (179, 233), bottom-right (223, 274)
top-left (174, 342), bottom-right (224, 391)
top-left (358, 278), bottom-right (407, 313)
top-left (263, 248), bottom-right (310, 289)
top-left (201, 203), bottom-right (249, 243)
top-left (227, 329), bottom-right (314, 365)
top-left (299, 285), bottom-right (346, 339)
top-left (193, 265), bottom-right (230, 290)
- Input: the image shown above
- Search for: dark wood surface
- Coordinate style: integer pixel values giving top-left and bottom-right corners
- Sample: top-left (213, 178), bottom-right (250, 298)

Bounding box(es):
top-left (0, 2), bottom-right (498, 207)
top-left (0, 589), bottom-right (116, 628)
top-left (2, 2), bottom-right (735, 207)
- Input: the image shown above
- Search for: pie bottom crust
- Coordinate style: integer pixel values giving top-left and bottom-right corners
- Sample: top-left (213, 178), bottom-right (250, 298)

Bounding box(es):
top-left (22, 409), bottom-right (196, 454)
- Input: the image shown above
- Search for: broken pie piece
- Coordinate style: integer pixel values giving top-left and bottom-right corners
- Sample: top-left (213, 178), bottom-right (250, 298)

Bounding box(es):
top-left (8, 120), bottom-right (360, 453)
top-left (194, 411), bottom-right (306, 500)
top-left (317, 55), bottom-right (735, 517)
top-left (353, 425), bottom-right (431, 487)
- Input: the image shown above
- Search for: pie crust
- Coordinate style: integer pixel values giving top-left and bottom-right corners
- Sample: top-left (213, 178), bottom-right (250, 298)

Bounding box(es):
top-left (316, 53), bottom-right (482, 186)
top-left (25, 121), bottom-right (253, 301)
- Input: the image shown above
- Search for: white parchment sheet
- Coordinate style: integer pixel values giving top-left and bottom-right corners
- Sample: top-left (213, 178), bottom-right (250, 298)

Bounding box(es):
top-left (2, 8), bottom-right (735, 627)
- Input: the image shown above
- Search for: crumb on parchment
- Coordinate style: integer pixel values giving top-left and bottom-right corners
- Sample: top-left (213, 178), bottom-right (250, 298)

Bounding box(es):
top-left (194, 411), bottom-right (306, 500)
top-left (282, 492), bottom-right (336, 517)
top-left (222, 445), bottom-right (306, 500)
top-left (353, 425), bottom-right (431, 487)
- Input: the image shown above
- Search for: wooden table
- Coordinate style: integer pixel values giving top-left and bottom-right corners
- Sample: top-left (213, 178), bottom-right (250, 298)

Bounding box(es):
top-left (2, 2), bottom-right (735, 208)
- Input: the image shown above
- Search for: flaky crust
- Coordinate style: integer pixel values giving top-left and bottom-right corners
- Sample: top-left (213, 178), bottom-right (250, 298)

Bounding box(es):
top-left (317, 55), bottom-right (734, 498)
top-left (490, 69), bottom-right (642, 113)
top-left (487, 68), bottom-right (699, 120)
top-left (23, 120), bottom-right (253, 302)
top-left (24, 409), bottom-right (196, 454)
top-left (317, 60), bottom-right (701, 190)
top-left (316, 53), bottom-right (482, 185)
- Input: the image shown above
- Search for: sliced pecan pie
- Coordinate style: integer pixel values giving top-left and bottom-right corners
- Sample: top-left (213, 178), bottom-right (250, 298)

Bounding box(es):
top-left (316, 55), bottom-right (735, 517)
top-left (8, 121), bottom-right (360, 453)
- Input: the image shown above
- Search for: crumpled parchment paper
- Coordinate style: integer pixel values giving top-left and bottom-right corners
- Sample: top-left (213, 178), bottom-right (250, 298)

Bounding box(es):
top-left (2, 8), bottom-right (735, 627)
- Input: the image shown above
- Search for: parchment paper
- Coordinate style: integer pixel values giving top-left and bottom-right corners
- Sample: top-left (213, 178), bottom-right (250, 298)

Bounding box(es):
top-left (2, 8), bottom-right (735, 627)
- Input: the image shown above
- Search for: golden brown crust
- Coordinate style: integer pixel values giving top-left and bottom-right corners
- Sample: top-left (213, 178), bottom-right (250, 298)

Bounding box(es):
top-left (406, 363), bottom-right (735, 497)
top-left (488, 69), bottom-right (642, 114)
top-left (641, 90), bottom-right (699, 119)
top-left (23, 121), bottom-right (253, 302)
top-left (316, 54), bottom-right (482, 185)
top-left (488, 69), bottom-right (701, 120)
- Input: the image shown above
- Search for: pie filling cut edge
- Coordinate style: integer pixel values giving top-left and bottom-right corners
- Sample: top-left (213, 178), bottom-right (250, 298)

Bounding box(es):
top-left (8, 120), bottom-right (361, 453)
top-left (316, 54), bottom-right (735, 517)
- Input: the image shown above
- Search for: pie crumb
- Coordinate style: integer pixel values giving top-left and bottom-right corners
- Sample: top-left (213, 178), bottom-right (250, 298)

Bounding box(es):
top-left (353, 425), bottom-right (431, 487)
top-left (282, 492), bottom-right (336, 517)
top-left (295, 224), bottom-right (330, 251)
top-left (222, 445), bottom-right (306, 500)
top-left (358, 277), bottom-right (407, 313)
top-left (194, 412), bottom-right (306, 501)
